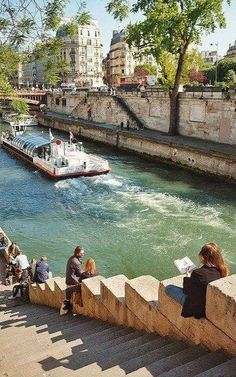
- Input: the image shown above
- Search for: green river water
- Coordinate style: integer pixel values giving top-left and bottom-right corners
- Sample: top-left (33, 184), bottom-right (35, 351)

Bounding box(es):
top-left (0, 123), bottom-right (235, 280)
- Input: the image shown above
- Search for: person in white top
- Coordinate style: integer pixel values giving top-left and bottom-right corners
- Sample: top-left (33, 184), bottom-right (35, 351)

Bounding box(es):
top-left (15, 250), bottom-right (30, 281)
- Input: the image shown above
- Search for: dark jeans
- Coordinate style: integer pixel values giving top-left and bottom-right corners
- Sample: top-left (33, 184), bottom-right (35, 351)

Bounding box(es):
top-left (66, 284), bottom-right (81, 301)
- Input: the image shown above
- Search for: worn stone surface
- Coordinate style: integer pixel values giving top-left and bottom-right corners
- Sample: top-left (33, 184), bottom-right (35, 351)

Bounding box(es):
top-left (47, 92), bottom-right (236, 145)
top-left (159, 276), bottom-right (236, 356)
top-left (206, 275), bottom-right (236, 343)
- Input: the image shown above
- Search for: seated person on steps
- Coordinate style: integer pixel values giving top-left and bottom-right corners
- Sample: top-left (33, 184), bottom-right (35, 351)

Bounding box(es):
top-left (165, 243), bottom-right (229, 319)
top-left (34, 256), bottom-right (50, 283)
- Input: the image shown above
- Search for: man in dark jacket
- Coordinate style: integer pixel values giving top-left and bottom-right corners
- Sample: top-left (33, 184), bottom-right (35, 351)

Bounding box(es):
top-left (61, 246), bottom-right (85, 314)
top-left (66, 246), bottom-right (84, 285)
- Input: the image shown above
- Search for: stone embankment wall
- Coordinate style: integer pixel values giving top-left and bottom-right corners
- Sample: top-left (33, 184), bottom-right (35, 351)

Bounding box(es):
top-left (38, 113), bottom-right (236, 181)
top-left (29, 273), bottom-right (236, 357)
top-left (48, 91), bottom-right (236, 145)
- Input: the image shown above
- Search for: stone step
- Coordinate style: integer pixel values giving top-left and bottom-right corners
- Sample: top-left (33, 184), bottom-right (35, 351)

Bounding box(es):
top-left (59, 335), bottom-right (167, 377)
top-left (125, 275), bottom-right (171, 335)
top-left (49, 323), bottom-right (138, 348)
top-left (156, 350), bottom-right (229, 377)
top-left (3, 329), bottom-right (154, 376)
top-left (194, 357), bottom-right (236, 377)
top-left (2, 318), bottom-right (113, 357)
top-left (100, 275), bottom-right (148, 330)
top-left (1, 319), bottom-right (104, 356)
top-left (21, 335), bottom-right (167, 377)
top-left (127, 345), bottom-right (209, 376)
top-left (101, 341), bottom-right (188, 377)
top-left (0, 310), bottom-right (81, 335)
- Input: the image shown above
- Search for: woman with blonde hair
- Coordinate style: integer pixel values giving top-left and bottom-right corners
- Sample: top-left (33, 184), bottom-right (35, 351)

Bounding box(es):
top-left (166, 243), bottom-right (229, 319)
top-left (81, 258), bottom-right (96, 279)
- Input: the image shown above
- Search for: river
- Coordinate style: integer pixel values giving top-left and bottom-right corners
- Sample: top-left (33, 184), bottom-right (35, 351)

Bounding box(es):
top-left (0, 123), bottom-right (235, 280)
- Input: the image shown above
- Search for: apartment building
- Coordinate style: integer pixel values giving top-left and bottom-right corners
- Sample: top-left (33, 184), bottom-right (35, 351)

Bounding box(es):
top-left (107, 29), bottom-right (157, 86)
top-left (57, 19), bottom-right (103, 87)
top-left (20, 19), bottom-right (103, 88)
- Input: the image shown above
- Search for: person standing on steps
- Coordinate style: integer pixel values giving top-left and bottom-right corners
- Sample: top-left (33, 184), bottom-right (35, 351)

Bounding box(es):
top-left (120, 121), bottom-right (124, 130)
top-left (126, 120), bottom-right (130, 130)
top-left (61, 246), bottom-right (85, 314)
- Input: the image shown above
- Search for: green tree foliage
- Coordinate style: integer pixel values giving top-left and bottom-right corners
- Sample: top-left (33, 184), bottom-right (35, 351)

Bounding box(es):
top-left (0, 1), bottom-right (91, 90)
top-left (217, 58), bottom-right (236, 82)
top-left (134, 64), bottom-right (157, 77)
top-left (11, 99), bottom-right (29, 114)
top-left (224, 69), bottom-right (236, 85)
top-left (0, 46), bottom-right (20, 94)
top-left (106, 0), bottom-right (231, 135)
top-left (44, 60), bottom-right (69, 87)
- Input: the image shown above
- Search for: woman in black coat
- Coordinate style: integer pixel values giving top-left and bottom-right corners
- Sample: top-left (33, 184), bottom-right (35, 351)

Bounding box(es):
top-left (166, 243), bottom-right (229, 319)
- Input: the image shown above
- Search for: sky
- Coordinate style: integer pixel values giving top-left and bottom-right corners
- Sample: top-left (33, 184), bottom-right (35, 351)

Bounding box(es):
top-left (65, 0), bottom-right (236, 57)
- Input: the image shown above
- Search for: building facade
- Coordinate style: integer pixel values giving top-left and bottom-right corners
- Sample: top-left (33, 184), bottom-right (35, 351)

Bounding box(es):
top-left (19, 19), bottom-right (103, 88)
top-left (18, 60), bottom-right (45, 88)
top-left (225, 41), bottom-right (236, 59)
top-left (57, 19), bottom-right (103, 87)
top-left (201, 50), bottom-right (218, 64)
top-left (107, 29), bottom-right (157, 86)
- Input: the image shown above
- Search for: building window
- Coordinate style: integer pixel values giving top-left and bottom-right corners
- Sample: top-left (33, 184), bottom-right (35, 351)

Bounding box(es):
top-left (87, 39), bottom-right (92, 45)
top-left (122, 69), bottom-right (125, 74)
top-left (95, 31), bottom-right (97, 37)
top-left (88, 30), bottom-right (90, 36)
top-left (62, 99), bottom-right (67, 106)
top-left (80, 29), bottom-right (83, 35)
top-left (56, 98), bottom-right (60, 105)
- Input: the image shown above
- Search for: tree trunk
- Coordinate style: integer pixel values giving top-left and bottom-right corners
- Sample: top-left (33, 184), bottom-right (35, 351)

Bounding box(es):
top-left (168, 49), bottom-right (187, 136)
top-left (168, 91), bottom-right (179, 135)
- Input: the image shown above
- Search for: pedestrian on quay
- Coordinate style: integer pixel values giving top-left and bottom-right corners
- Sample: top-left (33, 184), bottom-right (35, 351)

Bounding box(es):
top-left (87, 103), bottom-right (92, 120)
top-left (61, 246), bottom-right (85, 314)
top-left (120, 121), bottom-right (124, 130)
top-left (127, 120), bottom-right (130, 130)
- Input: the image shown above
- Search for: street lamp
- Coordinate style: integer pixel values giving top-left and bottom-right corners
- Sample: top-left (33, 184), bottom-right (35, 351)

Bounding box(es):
top-left (210, 42), bottom-right (219, 85)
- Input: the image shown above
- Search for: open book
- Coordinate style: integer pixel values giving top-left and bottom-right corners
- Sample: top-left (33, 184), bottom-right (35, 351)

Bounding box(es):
top-left (174, 256), bottom-right (196, 275)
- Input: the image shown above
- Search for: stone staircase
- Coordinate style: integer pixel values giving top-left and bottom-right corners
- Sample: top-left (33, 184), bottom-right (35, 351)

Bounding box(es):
top-left (114, 95), bottom-right (147, 130)
top-left (16, 274), bottom-right (235, 376)
top-left (1, 298), bottom-right (235, 377)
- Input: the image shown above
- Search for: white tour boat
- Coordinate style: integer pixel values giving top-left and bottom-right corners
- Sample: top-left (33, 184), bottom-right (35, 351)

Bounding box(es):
top-left (1, 129), bottom-right (110, 179)
top-left (2, 112), bottom-right (38, 127)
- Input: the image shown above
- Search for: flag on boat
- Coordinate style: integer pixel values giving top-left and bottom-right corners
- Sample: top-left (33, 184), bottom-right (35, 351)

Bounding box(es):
top-left (49, 128), bottom-right (54, 142)
top-left (69, 130), bottom-right (75, 142)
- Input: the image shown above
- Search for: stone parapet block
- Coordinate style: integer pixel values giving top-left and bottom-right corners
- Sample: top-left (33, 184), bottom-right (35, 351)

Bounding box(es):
top-left (206, 274), bottom-right (236, 343)
top-left (125, 276), bottom-right (190, 339)
top-left (54, 277), bottom-right (66, 308)
top-left (158, 275), bottom-right (236, 356)
top-left (100, 275), bottom-right (149, 331)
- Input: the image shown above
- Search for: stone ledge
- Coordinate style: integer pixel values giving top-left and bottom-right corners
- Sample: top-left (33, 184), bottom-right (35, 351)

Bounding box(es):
top-left (158, 276), bottom-right (236, 356)
top-left (206, 274), bottom-right (236, 343)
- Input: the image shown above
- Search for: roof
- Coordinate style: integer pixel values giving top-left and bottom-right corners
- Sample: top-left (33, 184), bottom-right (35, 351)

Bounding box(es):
top-left (13, 134), bottom-right (50, 151)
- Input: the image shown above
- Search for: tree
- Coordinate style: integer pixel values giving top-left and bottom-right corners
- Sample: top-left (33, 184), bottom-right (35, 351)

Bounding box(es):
top-left (106, 0), bottom-right (231, 135)
top-left (134, 64), bottom-right (157, 77)
top-left (224, 69), bottom-right (236, 85)
top-left (188, 69), bottom-right (206, 84)
top-left (0, 1), bottom-right (91, 90)
top-left (11, 99), bottom-right (29, 114)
